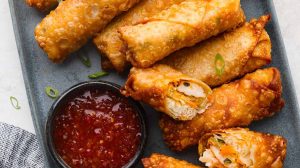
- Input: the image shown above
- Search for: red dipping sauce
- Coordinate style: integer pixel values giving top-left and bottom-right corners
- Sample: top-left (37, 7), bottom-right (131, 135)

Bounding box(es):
top-left (52, 89), bottom-right (142, 168)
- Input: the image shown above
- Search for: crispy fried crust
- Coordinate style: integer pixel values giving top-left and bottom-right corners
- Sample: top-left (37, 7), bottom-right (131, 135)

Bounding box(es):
top-left (121, 65), bottom-right (186, 109)
top-left (100, 55), bottom-right (114, 71)
top-left (161, 15), bottom-right (271, 87)
top-left (121, 64), bottom-right (211, 120)
top-left (26, 0), bottom-right (58, 12)
top-left (160, 68), bottom-right (284, 151)
top-left (199, 128), bottom-right (287, 168)
top-left (119, 0), bottom-right (245, 68)
top-left (35, 0), bottom-right (140, 63)
top-left (142, 153), bottom-right (201, 168)
top-left (94, 0), bottom-right (186, 72)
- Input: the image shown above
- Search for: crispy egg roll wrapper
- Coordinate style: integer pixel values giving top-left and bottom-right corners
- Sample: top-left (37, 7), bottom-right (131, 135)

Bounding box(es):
top-left (35, 0), bottom-right (140, 63)
top-left (121, 64), bottom-right (212, 120)
top-left (26, 0), bottom-right (58, 12)
top-left (161, 15), bottom-right (271, 87)
top-left (119, 0), bottom-right (246, 68)
top-left (160, 68), bottom-right (284, 151)
top-left (198, 128), bottom-right (287, 168)
top-left (100, 54), bottom-right (115, 71)
top-left (94, 0), bottom-right (186, 72)
top-left (142, 153), bottom-right (201, 168)
top-left (100, 54), bottom-right (114, 71)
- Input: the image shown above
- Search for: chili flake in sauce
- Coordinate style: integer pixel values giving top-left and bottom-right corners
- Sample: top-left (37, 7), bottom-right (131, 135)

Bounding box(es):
top-left (52, 89), bottom-right (142, 168)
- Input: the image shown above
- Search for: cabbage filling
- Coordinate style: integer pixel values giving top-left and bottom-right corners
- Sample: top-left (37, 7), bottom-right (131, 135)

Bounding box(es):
top-left (199, 134), bottom-right (255, 168)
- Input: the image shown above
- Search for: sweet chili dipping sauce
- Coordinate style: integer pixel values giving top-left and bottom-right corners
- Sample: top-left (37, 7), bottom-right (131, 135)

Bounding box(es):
top-left (52, 88), bottom-right (142, 168)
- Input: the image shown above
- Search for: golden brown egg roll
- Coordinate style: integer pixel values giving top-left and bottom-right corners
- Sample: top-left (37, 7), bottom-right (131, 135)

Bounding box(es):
top-left (35, 0), bottom-right (140, 63)
top-left (25, 0), bottom-right (58, 12)
top-left (100, 55), bottom-right (114, 71)
top-left (121, 64), bottom-right (212, 121)
top-left (160, 68), bottom-right (284, 151)
top-left (142, 153), bottom-right (201, 168)
top-left (94, 0), bottom-right (186, 72)
top-left (198, 128), bottom-right (287, 168)
top-left (100, 51), bottom-right (118, 71)
top-left (119, 0), bottom-right (246, 68)
top-left (161, 15), bottom-right (271, 87)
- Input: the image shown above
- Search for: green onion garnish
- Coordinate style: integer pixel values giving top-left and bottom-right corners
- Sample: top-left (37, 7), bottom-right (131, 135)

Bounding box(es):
top-left (79, 55), bottom-right (91, 68)
top-left (224, 158), bottom-right (232, 164)
top-left (88, 72), bottom-right (109, 79)
top-left (57, 0), bottom-right (63, 3)
top-left (45, 86), bottom-right (59, 99)
top-left (217, 138), bottom-right (225, 144)
top-left (215, 53), bottom-right (225, 76)
top-left (10, 96), bottom-right (21, 110)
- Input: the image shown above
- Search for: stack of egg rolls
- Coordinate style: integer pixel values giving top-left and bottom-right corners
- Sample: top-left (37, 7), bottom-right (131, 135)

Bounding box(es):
top-left (142, 128), bottom-right (286, 168)
top-left (121, 64), bottom-right (212, 120)
top-left (161, 15), bottom-right (271, 87)
top-left (98, 13), bottom-right (270, 87)
top-left (27, 0), bottom-right (286, 166)
top-left (159, 67), bottom-right (284, 151)
top-left (119, 0), bottom-right (245, 68)
top-left (35, 0), bottom-right (140, 62)
top-left (94, 0), bottom-right (187, 72)
top-left (26, 0), bottom-right (58, 12)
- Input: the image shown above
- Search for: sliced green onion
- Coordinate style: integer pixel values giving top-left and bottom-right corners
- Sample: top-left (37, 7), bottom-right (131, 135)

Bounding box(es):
top-left (217, 138), bottom-right (225, 144)
top-left (224, 158), bottom-right (232, 164)
top-left (215, 53), bottom-right (225, 76)
top-left (79, 54), bottom-right (91, 68)
top-left (45, 86), bottom-right (59, 99)
top-left (88, 72), bottom-right (109, 79)
top-left (57, 0), bottom-right (63, 3)
top-left (10, 96), bottom-right (21, 110)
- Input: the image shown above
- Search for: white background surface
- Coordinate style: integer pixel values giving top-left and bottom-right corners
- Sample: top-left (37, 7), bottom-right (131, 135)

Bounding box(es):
top-left (0, 0), bottom-right (299, 134)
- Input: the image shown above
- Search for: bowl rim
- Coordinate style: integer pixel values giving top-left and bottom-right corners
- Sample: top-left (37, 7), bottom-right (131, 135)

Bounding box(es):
top-left (45, 80), bottom-right (147, 168)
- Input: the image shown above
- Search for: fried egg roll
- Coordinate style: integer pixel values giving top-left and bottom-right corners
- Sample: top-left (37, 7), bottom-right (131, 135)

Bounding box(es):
top-left (199, 128), bottom-right (287, 168)
top-left (26, 0), bottom-right (58, 12)
top-left (121, 64), bottom-right (212, 121)
top-left (94, 0), bottom-right (186, 72)
top-left (35, 0), bottom-right (140, 63)
top-left (161, 15), bottom-right (271, 87)
top-left (100, 55), bottom-right (114, 71)
top-left (160, 68), bottom-right (284, 151)
top-left (119, 0), bottom-right (246, 68)
top-left (142, 153), bottom-right (201, 168)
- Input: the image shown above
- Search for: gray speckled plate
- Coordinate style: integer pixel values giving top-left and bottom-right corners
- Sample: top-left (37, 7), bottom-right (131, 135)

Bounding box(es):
top-left (8, 0), bottom-right (300, 167)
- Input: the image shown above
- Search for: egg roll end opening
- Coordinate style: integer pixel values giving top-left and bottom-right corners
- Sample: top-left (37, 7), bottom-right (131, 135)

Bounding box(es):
top-left (198, 128), bottom-right (287, 168)
top-left (166, 79), bottom-right (211, 120)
